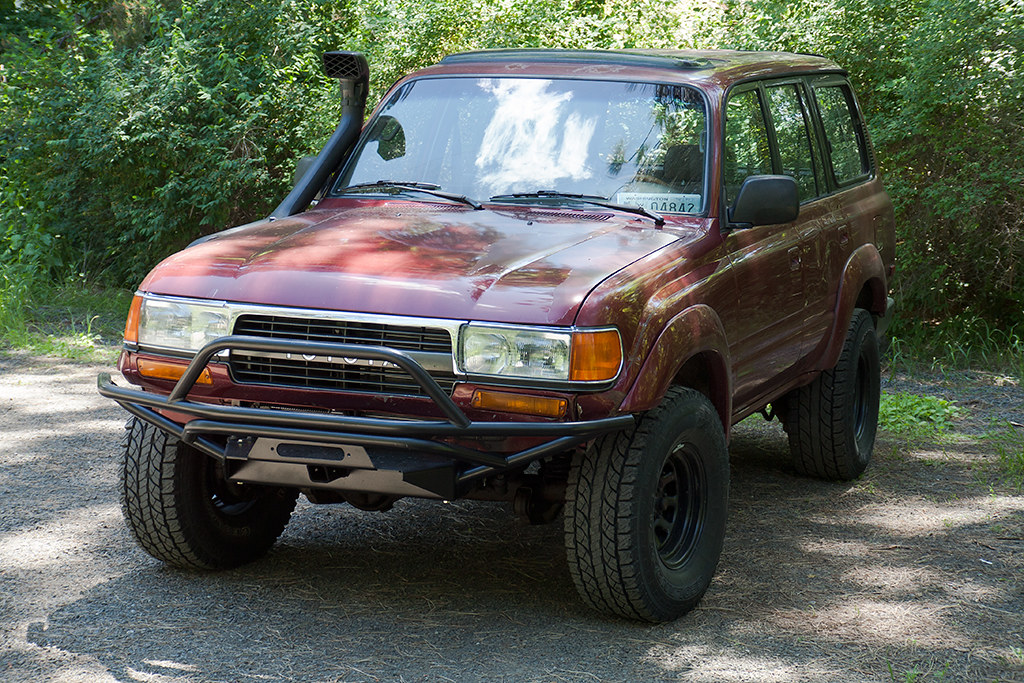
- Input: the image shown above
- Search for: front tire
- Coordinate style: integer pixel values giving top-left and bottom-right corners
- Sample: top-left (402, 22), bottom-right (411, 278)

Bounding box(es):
top-left (783, 308), bottom-right (880, 480)
top-left (564, 387), bottom-right (729, 622)
top-left (120, 417), bottom-right (298, 569)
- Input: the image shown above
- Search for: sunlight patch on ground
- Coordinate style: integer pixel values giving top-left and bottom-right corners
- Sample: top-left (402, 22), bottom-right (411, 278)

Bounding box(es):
top-left (142, 660), bottom-right (199, 673)
top-left (2, 502), bottom-right (130, 683)
top-left (4, 418), bottom-right (124, 446)
top-left (47, 666), bottom-right (119, 683)
top-left (773, 599), bottom-right (966, 649)
top-left (645, 643), bottom-right (832, 682)
top-left (126, 666), bottom-right (193, 683)
top-left (0, 504), bottom-right (121, 572)
top-left (800, 539), bottom-right (877, 558)
top-left (847, 496), bottom-right (1024, 535)
top-left (5, 396), bottom-right (119, 418)
top-left (841, 565), bottom-right (939, 595)
top-left (0, 450), bottom-right (45, 467)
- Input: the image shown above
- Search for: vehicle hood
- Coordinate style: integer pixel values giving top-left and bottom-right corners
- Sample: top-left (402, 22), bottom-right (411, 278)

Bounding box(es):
top-left (141, 201), bottom-right (688, 325)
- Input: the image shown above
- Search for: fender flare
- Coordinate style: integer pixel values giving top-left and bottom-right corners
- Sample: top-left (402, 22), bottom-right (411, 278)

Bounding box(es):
top-left (818, 244), bottom-right (889, 371)
top-left (619, 304), bottom-right (732, 432)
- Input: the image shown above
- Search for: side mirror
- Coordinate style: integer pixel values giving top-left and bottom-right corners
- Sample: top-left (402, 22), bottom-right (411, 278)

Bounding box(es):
top-left (292, 156), bottom-right (317, 189)
top-left (728, 175), bottom-right (799, 228)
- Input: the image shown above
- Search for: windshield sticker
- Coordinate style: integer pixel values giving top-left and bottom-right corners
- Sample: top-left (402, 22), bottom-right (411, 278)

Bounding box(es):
top-left (614, 192), bottom-right (701, 214)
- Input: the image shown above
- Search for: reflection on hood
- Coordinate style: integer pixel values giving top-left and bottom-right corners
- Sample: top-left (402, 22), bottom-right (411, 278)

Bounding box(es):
top-left (141, 202), bottom-right (689, 325)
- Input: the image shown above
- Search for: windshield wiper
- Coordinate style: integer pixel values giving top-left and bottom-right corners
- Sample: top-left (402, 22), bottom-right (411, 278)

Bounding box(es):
top-left (490, 190), bottom-right (664, 227)
top-left (341, 181), bottom-right (482, 210)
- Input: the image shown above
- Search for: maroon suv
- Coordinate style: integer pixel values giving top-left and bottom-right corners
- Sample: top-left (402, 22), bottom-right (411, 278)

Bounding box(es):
top-left (100, 48), bottom-right (896, 622)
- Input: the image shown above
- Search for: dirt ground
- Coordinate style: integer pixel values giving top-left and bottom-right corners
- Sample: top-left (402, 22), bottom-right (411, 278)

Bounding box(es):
top-left (1, 353), bottom-right (1022, 682)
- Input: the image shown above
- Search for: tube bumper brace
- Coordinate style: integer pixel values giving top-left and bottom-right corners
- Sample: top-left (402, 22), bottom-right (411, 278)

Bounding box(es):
top-left (98, 335), bottom-right (634, 500)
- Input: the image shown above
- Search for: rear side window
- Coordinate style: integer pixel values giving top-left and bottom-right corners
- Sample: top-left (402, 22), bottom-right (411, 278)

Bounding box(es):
top-left (765, 84), bottom-right (819, 201)
top-left (815, 85), bottom-right (869, 184)
top-left (723, 89), bottom-right (772, 206)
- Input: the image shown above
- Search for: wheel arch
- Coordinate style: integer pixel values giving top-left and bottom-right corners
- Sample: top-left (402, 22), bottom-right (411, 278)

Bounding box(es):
top-left (818, 245), bottom-right (889, 372)
top-left (619, 304), bottom-right (732, 436)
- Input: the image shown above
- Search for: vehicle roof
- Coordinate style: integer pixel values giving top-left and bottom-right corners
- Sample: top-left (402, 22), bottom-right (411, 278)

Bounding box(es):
top-left (411, 49), bottom-right (844, 89)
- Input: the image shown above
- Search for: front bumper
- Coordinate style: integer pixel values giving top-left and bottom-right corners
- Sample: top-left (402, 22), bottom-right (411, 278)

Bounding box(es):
top-left (99, 335), bottom-right (633, 499)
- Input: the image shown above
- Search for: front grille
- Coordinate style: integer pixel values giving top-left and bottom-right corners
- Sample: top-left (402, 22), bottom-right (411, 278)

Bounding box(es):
top-left (229, 314), bottom-right (457, 396)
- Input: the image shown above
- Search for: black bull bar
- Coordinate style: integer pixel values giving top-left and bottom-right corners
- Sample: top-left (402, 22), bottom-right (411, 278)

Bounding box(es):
top-left (98, 335), bottom-right (634, 499)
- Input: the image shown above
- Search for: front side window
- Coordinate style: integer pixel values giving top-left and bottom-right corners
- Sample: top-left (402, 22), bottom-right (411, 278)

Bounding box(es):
top-left (335, 77), bottom-right (708, 215)
top-left (723, 89), bottom-right (772, 206)
top-left (815, 85), bottom-right (869, 184)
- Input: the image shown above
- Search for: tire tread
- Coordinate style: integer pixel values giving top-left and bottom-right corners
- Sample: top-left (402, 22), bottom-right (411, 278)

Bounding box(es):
top-left (564, 387), bottom-right (728, 621)
top-left (119, 417), bottom-right (295, 570)
top-left (784, 308), bottom-right (879, 480)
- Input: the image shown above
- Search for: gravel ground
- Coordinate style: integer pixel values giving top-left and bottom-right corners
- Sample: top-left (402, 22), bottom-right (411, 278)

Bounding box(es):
top-left (1, 352), bottom-right (1022, 682)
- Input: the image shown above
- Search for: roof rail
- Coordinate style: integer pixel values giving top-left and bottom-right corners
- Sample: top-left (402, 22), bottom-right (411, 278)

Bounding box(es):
top-left (440, 49), bottom-right (714, 70)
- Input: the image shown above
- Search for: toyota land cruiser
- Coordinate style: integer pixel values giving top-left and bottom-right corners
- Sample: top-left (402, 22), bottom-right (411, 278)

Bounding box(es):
top-left (100, 48), bottom-right (896, 622)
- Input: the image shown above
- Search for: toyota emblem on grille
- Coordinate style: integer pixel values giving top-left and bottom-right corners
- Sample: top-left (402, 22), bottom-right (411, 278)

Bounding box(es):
top-left (281, 351), bottom-right (398, 369)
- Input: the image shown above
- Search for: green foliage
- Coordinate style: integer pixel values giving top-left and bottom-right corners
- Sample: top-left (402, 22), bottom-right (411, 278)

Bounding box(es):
top-left (889, 315), bottom-right (1024, 378)
top-left (346, 0), bottom-right (686, 103)
top-left (0, 264), bottom-right (31, 345)
top-left (1, 0), bottom-right (1022, 348)
top-left (879, 391), bottom-right (961, 435)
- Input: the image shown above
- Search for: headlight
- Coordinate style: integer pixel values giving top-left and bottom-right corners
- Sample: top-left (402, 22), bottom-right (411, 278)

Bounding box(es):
top-left (136, 296), bottom-right (230, 352)
top-left (460, 325), bottom-right (621, 382)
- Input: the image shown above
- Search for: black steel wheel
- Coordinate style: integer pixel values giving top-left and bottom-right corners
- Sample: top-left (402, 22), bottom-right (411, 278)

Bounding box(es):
top-left (120, 417), bottom-right (298, 569)
top-left (653, 442), bottom-right (707, 571)
top-left (564, 387), bottom-right (729, 622)
top-left (783, 308), bottom-right (880, 480)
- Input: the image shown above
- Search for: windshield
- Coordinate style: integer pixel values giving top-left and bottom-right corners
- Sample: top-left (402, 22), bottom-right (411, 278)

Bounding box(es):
top-left (333, 77), bottom-right (707, 215)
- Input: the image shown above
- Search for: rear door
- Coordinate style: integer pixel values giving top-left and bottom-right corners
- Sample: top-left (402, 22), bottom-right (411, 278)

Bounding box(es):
top-left (799, 76), bottom-right (879, 359)
top-left (760, 78), bottom-right (833, 357)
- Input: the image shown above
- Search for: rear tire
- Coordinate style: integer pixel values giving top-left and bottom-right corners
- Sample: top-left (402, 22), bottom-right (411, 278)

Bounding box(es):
top-left (120, 417), bottom-right (298, 569)
top-left (564, 387), bottom-right (729, 622)
top-left (783, 308), bottom-right (880, 480)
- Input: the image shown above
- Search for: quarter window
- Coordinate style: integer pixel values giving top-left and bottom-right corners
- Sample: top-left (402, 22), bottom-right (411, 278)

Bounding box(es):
top-left (815, 85), bottom-right (869, 184)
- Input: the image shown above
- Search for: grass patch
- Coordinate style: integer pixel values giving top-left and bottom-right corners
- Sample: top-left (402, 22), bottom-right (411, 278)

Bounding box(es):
top-left (0, 269), bottom-right (131, 363)
top-left (879, 393), bottom-right (1024, 491)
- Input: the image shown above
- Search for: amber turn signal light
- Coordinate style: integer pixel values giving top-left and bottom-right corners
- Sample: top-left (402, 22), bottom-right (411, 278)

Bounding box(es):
top-left (471, 389), bottom-right (568, 418)
top-left (570, 330), bottom-right (622, 382)
top-left (137, 358), bottom-right (213, 385)
top-left (123, 294), bottom-right (143, 343)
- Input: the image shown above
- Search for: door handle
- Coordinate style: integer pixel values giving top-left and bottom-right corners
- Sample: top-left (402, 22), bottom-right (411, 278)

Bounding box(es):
top-left (838, 225), bottom-right (850, 247)
top-left (788, 247), bottom-right (801, 270)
